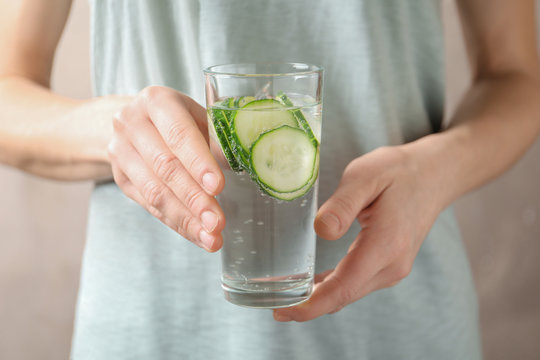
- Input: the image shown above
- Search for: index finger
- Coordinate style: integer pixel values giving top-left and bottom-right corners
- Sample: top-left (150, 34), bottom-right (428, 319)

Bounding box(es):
top-left (142, 87), bottom-right (224, 195)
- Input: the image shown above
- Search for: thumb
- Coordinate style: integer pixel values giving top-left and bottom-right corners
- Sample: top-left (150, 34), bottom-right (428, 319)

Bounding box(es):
top-left (315, 166), bottom-right (379, 240)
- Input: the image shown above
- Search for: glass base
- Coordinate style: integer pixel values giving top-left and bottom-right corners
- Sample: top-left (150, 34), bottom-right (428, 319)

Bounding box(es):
top-left (222, 280), bottom-right (313, 309)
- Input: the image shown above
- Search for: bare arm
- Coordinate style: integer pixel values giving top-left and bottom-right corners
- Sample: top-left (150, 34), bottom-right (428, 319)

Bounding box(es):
top-left (0, 0), bottom-right (225, 250)
top-left (274, 0), bottom-right (540, 322)
top-left (410, 0), bottom-right (540, 208)
top-left (0, 0), bottom-right (228, 250)
top-left (0, 0), bottom-right (130, 180)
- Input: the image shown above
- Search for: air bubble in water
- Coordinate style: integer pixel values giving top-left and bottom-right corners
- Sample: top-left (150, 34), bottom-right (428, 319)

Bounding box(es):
top-left (233, 236), bottom-right (244, 244)
top-left (257, 221), bottom-right (264, 226)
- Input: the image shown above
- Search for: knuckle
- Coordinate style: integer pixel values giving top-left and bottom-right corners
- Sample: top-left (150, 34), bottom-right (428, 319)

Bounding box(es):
top-left (162, 217), bottom-right (185, 237)
top-left (183, 186), bottom-right (206, 211)
top-left (393, 261), bottom-right (413, 281)
top-left (112, 113), bottom-right (125, 132)
top-left (386, 145), bottom-right (408, 162)
top-left (113, 106), bottom-right (134, 132)
top-left (107, 138), bottom-right (120, 160)
top-left (372, 146), bottom-right (401, 161)
top-left (112, 171), bottom-right (127, 187)
top-left (118, 179), bottom-right (132, 191)
top-left (141, 85), bottom-right (164, 102)
top-left (338, 287), bottom-right (355, 308)
top-left (141, 86), bottom-right (177, 108)
top-left (147, 205), bottom-right (163, 219)
top-left (166, 124), bottom-right (191, 148)
top-left (342, 156), bottom-right (369, 179)
top-left (185, 151), bottom-right (204, 176)
top-left (343, 157), bottom-right (380, 193)
top-left (373, 145), bottom-right (391, 155)
top-left (329, 276), bottom-right (357, 310)
top-left (343, 157), bottom-right (361, 174)
top-left (141, 181), bottom-right (165, 209)
top-left (180, 213), bottom-right (196, 234)
top-left (374, 146), bottom-right (411, 173)
top-left (332, 196), bottom-right (355, 219)
top-left (175, 226), bottom-right (191, 241)
top-left (153, 152), bottom-right (180, 184)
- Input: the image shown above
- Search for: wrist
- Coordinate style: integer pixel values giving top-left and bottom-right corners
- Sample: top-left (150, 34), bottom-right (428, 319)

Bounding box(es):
top-left (63, 95), bottom-right (133, 163)
top-left (400, 130), bottom-right (471, 211)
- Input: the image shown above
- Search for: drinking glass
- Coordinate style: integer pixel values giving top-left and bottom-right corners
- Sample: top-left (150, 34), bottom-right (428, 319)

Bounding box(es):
top-left (204, 63), bottom-right (323, 308)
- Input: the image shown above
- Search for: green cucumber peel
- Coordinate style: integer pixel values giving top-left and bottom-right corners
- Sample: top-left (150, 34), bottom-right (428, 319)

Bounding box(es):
top-left (275, 91), bottom-right (319, 147)
top-left (209, 104), bottom-right (242, 172)
top-left (249, 125), bottom-right (318, 195)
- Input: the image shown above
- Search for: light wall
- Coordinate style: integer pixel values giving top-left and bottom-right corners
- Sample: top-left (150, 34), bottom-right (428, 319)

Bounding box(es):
top-left (0, 1), bottom-right (539, 359)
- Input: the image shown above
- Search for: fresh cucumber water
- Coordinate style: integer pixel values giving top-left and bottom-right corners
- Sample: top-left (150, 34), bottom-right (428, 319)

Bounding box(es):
top-left (220, 169), bottom-right (318, 307)
top-left (208, 94), bottom-right (322, 307)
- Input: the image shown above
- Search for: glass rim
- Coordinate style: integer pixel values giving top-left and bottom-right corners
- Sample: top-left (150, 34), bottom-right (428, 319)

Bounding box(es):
top-left (203, 62), bottom-right (324, 77)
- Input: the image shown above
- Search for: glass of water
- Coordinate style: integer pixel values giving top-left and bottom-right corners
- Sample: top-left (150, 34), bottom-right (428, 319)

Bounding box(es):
top-left (203, 63), bottom-right (323, 308)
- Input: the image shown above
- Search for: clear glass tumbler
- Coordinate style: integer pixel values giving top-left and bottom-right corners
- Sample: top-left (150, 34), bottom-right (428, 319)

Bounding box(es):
top-left (203, 63), bottom-right (323, 308)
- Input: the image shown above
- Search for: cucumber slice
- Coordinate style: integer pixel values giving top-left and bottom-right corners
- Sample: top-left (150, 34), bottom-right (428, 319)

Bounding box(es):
top-left (250, 125), bottom-right (317, 193)
top-left (260, 149), bottom-right (319, 201)
top-left (221, 98), bottom-right (237, 129)
top-left (226, 97), bottom-right (235, 108)
top-left (234, 96), bottom-right (256, 108)
top-left (275, 92), bottom-right (319, 147)
top-left (216, 97), bottom-right (253, 172)
top-left (209, 103), bottom-right (242, 172)
top-left (232, 99), bottom-right (298, 155)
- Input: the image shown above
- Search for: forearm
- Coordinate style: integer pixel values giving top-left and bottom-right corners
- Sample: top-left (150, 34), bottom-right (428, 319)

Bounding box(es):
top-left (405, 72), bottom-right (540, 209)
top-left (0, 76), bottom-right (131, 180)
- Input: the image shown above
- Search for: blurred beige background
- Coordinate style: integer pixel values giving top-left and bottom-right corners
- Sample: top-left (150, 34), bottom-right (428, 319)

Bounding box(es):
top-left (0, 1), bottom-right (539, 359)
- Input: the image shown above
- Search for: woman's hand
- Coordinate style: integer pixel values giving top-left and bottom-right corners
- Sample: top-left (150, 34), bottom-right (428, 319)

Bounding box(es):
top-left (108, 86), bottom-right (226, 252)
top-left (274, 145), bottom-right (446, 321)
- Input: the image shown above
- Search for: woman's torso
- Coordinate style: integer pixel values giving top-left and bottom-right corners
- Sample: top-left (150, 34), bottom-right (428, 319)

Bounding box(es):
top-left (71, 1), bottom-right (482, 359)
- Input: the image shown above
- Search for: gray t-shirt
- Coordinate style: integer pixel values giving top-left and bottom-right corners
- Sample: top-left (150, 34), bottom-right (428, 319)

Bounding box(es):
top-left (71, 1), bottom-right (482, 359)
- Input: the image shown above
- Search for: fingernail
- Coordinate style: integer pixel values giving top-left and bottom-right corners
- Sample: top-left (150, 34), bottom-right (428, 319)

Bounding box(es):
top-left (274, 312), bottom-right (292, 322)
top-left (320, 212), bottom-right (340, 232)
top-left (201, 211), bottom-right (218, 233)
top-left (202, 172), bottom-right (218, 194)
top-left (199, 229), bottom-right (215, 251)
